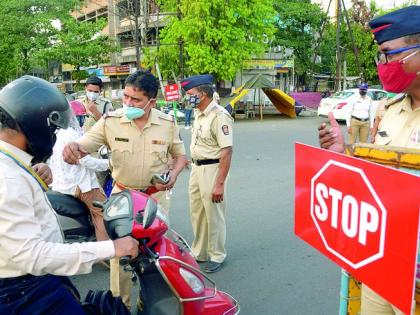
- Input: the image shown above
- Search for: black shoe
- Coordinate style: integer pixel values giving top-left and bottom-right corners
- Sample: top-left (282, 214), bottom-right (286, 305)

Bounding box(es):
top-left (195, 258), bottom-right (207, 263)
top-left (204, 261), bottom-right (223, 273)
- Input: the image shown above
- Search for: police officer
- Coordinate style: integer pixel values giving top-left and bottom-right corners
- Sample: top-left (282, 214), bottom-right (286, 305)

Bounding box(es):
top-left (0, 76), bottom-right (138, 314)
top-left (346, 83), bottom-right (374, 144)
top-left (318, 6), bottom-right (420, 314)
top-left (181, 74), bottom-right (233, 273)
top-left (63, 70), bottom-right (187, 309)
top-left (80, 76), bottom-right (113, 131)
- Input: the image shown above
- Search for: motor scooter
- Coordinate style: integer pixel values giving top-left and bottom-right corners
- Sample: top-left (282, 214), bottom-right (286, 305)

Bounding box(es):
top-left (47, 190), bottom-right (95, 242)
top-left (97, 189), bottom-right (240, 315)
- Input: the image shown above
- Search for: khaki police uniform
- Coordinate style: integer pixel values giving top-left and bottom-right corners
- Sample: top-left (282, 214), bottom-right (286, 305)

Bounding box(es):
top-left (362, 94), bottom-right (420, 315)
top-left (77, 107), bottom-right (185, 308)
top-left (374, 95), bottom-right (420, 149)
top-left (78, 95), bottom-right (113, 132)
top-left (189, 100), bottom-right (233, 263)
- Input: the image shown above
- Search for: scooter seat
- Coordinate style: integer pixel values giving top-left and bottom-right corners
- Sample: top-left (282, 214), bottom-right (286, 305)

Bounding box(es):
top-left (46, 190), bottom-right (90, 218)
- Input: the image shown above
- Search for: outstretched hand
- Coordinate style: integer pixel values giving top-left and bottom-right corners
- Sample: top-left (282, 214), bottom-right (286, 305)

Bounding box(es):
top-left (318, 112), bottom-right (345, 153)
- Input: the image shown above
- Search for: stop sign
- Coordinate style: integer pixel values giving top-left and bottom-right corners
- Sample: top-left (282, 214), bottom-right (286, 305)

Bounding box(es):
top-left (310, 160), bottom-right (387, 269)
top-left (295, 143), bottom-right (420, 315)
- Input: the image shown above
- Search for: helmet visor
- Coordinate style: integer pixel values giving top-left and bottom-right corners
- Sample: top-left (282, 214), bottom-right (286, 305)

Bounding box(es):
top-left (48, 107), bottom-right (72, 130)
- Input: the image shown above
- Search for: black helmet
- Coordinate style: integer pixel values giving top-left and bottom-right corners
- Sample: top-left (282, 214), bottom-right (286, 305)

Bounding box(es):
top-left (0, 76), bottom-right (71, 163)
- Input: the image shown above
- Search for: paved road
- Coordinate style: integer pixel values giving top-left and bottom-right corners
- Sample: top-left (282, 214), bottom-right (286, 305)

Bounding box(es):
top-left (71, 114), bottom-right (344, 315)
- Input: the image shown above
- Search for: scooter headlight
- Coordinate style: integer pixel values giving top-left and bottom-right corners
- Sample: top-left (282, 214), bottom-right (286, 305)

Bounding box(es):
top-left (179, 268), bottom-right (204, 294)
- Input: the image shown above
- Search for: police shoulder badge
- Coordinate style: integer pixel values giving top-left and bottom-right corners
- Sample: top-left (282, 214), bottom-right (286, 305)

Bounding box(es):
top-left (222, 125), bottom-right (229, 135)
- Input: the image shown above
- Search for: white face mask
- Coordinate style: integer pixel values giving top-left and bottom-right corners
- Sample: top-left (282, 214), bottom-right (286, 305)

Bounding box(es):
top-left (86, 91), bottom-right (99, 101)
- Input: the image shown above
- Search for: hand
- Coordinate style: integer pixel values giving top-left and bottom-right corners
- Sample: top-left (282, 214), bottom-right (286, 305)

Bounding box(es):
top-left (212, 182), bottom-right (224, 203)
top-left (63, 142), bottom-right (88, 164)
top-left (347, 127), bottom-right (352, 134)
top-left (154, 172), bottom-right (176, 191)
top-left (86, 101), bottom-right (99, 115)
top-left (318, 112), bottom-right (345, 153)
top-left (32, 163), bottom-right (53, 185)
top-left (113, 236), bottom-right (139, 258)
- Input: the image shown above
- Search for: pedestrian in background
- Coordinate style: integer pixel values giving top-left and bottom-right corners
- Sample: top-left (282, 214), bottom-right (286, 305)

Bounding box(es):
top-left (183, 94), bottom-right (194, 129)
top-left (181, 74), bottom-right (233, 273)
top-left (318, 5), bottom-right (420, 314)
top-left (346, 83), bottom-right (374, 144)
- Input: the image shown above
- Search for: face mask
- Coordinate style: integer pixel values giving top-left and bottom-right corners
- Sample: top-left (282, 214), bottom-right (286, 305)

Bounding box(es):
top-left (123, 99), bottom-right (152, 120)
top-left (188, 94), bottom-right (200, 107)
top-left (377, 50), bottom-right (420, 93)
top-left (86, 91), bottom-right (99, 101)
top-left (359, 90), bottom-right (367, 96)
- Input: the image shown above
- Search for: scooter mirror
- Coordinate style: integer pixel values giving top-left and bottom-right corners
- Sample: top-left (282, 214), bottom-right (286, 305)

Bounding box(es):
top-left (143, 198), bottom-right (157, 229)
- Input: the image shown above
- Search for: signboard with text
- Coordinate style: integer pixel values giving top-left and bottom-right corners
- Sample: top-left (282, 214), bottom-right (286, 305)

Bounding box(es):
top-left (103, 65), bottom-right (131, 76)
top-left (164, 84), bottom-right (180, 101)
top-left (295, 143), bottom-right (420, 314)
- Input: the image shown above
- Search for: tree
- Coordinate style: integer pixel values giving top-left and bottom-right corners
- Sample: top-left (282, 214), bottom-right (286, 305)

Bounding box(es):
top-left (147, 0), bottom-right (275, 81)
top-left (0, 0), bottom-right (78, 86)
top-left (37, 16), bottom-right (117, 90)
top-left (273, 0), bottom-right (327, 86)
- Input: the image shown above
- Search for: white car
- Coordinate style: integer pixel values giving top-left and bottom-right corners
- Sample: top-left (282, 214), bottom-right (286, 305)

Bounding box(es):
top-left (317, 88), bottom-right (387, 121)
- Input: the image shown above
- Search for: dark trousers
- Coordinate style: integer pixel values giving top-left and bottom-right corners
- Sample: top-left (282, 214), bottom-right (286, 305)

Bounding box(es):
top-left (0, 274), bottom-right (86, 315)
top-left (184, 109), bottom-right (193, 126)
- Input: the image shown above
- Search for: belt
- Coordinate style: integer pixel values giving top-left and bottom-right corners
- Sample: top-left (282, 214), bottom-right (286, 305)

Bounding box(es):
top-left (192, 159), bottom-right (220, 166)
top-left (0, 274), bottom-right (37, 286)
top-left (351, 116), bottom-right (369, 122)
top-left (115, 182), bottom-right (158, 196)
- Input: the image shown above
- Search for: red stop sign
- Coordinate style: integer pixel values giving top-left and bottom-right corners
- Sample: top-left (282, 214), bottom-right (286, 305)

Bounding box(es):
top-left (310, 160), bottom-right (386, 269)
top-left (295, 143), bottom-right (420, 315)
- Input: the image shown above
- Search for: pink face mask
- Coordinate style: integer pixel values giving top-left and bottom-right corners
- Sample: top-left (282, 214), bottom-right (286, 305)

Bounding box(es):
top-left (377, 50), bottom-right (419, 93)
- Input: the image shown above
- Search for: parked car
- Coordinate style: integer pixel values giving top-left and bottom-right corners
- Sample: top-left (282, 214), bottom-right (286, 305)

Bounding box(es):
top-left (317, 88), bottom-right (387, 121)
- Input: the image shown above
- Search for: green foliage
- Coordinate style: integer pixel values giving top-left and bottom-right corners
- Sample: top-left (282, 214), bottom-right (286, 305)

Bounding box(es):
top-left (0, 0), bottom-right (115, 87)
top-left (273, 0), bottom-right (327, 78)
top-left (38, 16), bottom-right (117, 85)
top-left (151, 0), bottom-right (275, 81)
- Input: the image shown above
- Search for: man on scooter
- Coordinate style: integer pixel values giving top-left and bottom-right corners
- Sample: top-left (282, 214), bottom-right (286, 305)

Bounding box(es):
top-left (0, 75), bottom-right (139, 314)
top-left (318, 5), bottom-right (420, 314)
top-left (63, 70), bottom-right (188, 310)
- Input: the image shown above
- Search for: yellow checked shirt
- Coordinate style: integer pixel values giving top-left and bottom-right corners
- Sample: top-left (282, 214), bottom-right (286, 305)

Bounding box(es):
top-left (78, 108), bottom-right (185, 189)
top-left (375, 95), bottom-right (420, 149)
top-left (190, 100), bottom-right (233, 160)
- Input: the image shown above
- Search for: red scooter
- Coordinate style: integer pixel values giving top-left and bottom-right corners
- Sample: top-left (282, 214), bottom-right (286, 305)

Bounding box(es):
top-left (99, 189), bottom-right (240, 315)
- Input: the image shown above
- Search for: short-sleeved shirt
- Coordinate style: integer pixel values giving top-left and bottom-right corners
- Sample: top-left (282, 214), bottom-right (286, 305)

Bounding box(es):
top-left (79, 95), bottom-right (113, 132)
top-left (374, 95), bottom-right (420, 149)
top-left (78, 108), bottom-right (185, 189)
top-left (190, 100), bottom-right (233, 160)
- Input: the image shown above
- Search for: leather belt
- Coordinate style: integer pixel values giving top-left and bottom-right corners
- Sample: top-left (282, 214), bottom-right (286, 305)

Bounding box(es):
top-left (351, 116), bottom-right (369, 122)
top-left (192, 159), bottom-right (220, 166)
top-left (0, 274), bottom-right (37, 286)
top-left (115, 182), bottom-right (158, 195)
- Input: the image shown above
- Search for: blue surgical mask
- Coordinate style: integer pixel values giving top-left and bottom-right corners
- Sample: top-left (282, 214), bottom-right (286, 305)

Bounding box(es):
top-left (86, 91), bottom-right (99, 101)
top-left (123, 99), bottom-right (152, 120)
top-left (188, 94), bottom-right (200, 107)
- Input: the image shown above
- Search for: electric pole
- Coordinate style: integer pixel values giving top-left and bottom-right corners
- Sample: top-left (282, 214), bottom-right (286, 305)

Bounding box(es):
top-left (335, 0), bottom-right (342, 91)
